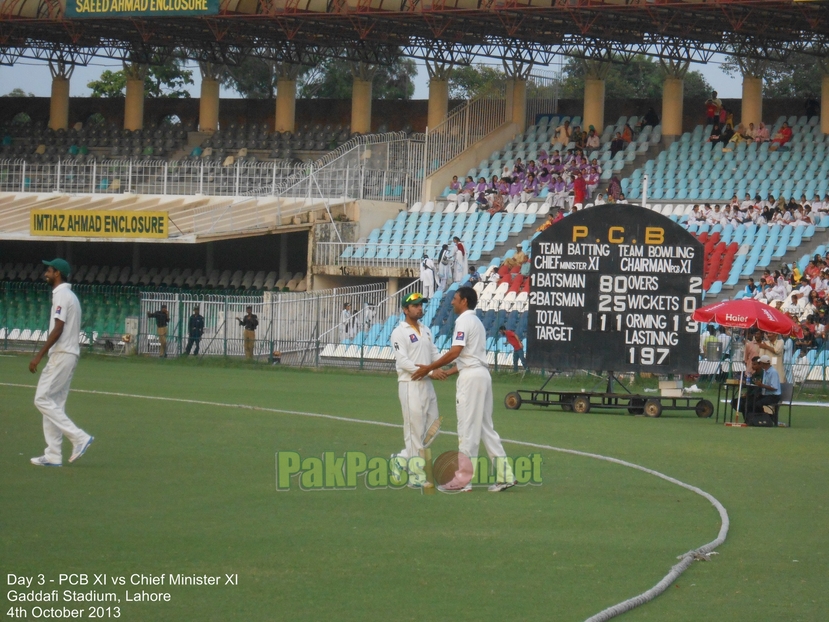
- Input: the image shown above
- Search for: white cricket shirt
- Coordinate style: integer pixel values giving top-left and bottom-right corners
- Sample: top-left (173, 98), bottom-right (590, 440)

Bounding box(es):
top-left (49, 282), bottom-right (81, 356)
top-left (451, 309), bottom-right (488, 371)
top-left (391, 320), bottom-right (440, 382)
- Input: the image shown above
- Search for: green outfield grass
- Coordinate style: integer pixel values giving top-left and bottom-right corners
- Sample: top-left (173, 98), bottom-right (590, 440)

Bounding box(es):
top-left (1, 355), bottom-right (827, 621)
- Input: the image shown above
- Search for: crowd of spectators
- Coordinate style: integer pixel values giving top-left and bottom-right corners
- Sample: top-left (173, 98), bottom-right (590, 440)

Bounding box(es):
top-left (686, 193), bottom-right (828, 227)
top-left (740, 252), bottom-right (829, 363)
top-left (447, 148), bottom-right (603, 215)
top-left (704, 90), bottom-right (793, 153)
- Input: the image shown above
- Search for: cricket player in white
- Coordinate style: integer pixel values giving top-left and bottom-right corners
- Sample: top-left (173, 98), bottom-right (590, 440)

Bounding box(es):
top-left (413, 286), bottom-right (515, 492)
top-left (390, 292), bottom-right (445, 469)
top-left (29, 259), bottom-right (94, 467)
top-left (419, 254), bottom-right (437, 300)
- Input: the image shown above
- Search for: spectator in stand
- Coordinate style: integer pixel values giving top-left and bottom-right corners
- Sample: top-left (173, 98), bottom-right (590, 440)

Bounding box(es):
top-left (449, 175), bottom-right (462, 194)
top-left (705, 91), bottom-right (721, 123)
top-left (521, 173), bottom-right (537, 203)
top-left (805, 96), bottom-right (820, 119)
top-left (536, 213), bottom-right (556, 233)
top-left (744, 277), bottom-right (759, 297)
top-left (723, 108), bottom-right (734, 127)
top-left (594, 193), bottom-right (606, 206)
top-left (499, 326), bottom-right (527, 373)
top-left (457, 176), bottom-right (475, 201)
top-left (508, 177), bottom-right (523, 202)
top-left (707, 121), bottom-right (722, 143)
top-left (553, 119), bottom-right (572, 144)
top-left (607, 176), bottom-right (622, 202)
top-left (609, 132), bottom-right (626, 157)
top-left (754, 122), bottom-right (770, 142)
top-left (586, 128), bottom-right (600, 150)
top-left (503, 244), bottom-right (527, 268)
top-left (794, 325), bottom-right (816, 359)
top-left (718, 123), bottom-right (735, 146)
top-left (572, 172), bottom-right (587, 209)
top-left (723, 124), bottom-right (751, 151)
top-left (473, 177), bottom-right (489, 209)
top-left (572, 125), bottom-right (586, 149)
top-left (621, 123), bottom-right (634, 144)
top-left (585, 167), bottom-right (600, 195)
top-left (487, 192), bottom-right (506, 216)
top-left (640, 107), bottom-right (660, 130)
top-left (617, 193), bottom-right (628, 204)
top-left (467, 266), bottom-right (481, 285)
top-left (687, 205), bottom-right (702, 224)
top-left (551, 175), bottom-right (568, 208)
top-left (769, 122), bottom-right (793, 151)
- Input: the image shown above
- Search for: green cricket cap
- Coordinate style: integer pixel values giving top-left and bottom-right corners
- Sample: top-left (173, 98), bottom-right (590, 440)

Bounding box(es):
top-left (42, 258), bottom-right (71, 277)
top-left (402, 292), bottom-right (428, 307)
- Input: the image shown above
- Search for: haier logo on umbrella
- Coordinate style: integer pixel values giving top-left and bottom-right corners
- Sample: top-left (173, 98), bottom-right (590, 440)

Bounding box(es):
top-left (724, 314), bottom-right (748, 323)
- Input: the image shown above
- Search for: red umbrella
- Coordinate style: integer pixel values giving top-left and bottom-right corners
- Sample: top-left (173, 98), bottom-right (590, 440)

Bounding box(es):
top-left (692, 298), bottom-right (803, 338)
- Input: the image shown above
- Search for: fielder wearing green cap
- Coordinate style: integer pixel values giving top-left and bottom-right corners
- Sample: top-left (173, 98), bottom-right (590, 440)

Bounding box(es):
top-left (42, 258), bottom-right (71, 278)
top-left (28, 259), bottom-right (94, 467)
top-left (390, 291), bottom-right (444, 487)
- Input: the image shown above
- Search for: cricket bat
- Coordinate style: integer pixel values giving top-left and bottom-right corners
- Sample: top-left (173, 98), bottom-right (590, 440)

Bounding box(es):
top-left (422, 416), bottom-right (443, 447)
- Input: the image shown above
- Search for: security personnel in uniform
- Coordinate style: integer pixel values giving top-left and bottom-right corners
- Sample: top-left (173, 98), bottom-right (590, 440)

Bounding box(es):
top-left (185, 306), bottom-right (205, 356)
top-left (147, 304), bottom-right (169, 357)
top-left (237, 306), bottom-right (259, 359)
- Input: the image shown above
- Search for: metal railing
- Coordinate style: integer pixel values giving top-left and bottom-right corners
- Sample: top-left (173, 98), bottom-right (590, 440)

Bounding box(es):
top-left (136, 283), bottom-right (388, 361)
top-left (272, 138), bottom-right (424, 205)
top-left (525, 69), bottom-right (562, 130)
top-left (423, 82), bottom-right (508, 178)
top-left (315, 242), bottom-right (444, 269)
top-left (0, 157), bottom-right (305, 196)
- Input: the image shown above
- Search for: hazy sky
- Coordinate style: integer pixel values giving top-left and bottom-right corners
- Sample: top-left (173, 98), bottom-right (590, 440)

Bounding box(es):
top-left (0, 55), bottom-right (741, 101)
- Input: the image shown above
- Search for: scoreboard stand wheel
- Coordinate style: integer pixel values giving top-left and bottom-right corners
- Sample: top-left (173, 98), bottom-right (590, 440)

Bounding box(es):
top-left (628, 398), bottom-right (645, 415)
top-left (572, 395), bottom-right (591, 414)
top-left (695, 399), bottom-right (714, 418)
top-left (504, 392), bottom-right (522, 410)
top-left (644, 399), bottom-right (663, 418)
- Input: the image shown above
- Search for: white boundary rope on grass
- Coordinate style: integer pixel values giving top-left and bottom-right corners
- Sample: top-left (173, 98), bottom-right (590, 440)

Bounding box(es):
top-left (3, 382), bottom-right (729, 621)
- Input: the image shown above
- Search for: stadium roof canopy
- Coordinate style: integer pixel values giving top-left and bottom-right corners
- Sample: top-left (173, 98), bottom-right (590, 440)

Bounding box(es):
top-left (1, 0), bottom-right (828, 69)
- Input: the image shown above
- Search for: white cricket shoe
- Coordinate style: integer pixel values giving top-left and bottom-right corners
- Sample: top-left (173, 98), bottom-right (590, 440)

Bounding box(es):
top-left (31, 456), bottom-right (62, 467)
top-left (488, 480), bottom-right (517, 492)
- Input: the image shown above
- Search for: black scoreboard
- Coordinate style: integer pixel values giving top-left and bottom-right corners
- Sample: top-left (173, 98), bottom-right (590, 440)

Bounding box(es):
top-left (527, 205), bottom-right (705, 374)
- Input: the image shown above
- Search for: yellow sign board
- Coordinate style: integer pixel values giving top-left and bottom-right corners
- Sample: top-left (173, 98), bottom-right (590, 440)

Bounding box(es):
top-left (30, 210), bottom-right (169, 239)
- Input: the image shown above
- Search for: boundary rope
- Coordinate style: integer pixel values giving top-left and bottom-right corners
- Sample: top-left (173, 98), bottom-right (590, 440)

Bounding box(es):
top-left (3, 382), bottom-right (729, 620)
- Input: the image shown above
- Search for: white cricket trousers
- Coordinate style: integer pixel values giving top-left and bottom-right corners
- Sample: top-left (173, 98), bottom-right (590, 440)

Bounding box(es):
top-left (397, 380), bottom-right (439, 459)
top-left (455, 366), bottom-right (514, 483)
top-left (35, 352), bottom-right (86, 463)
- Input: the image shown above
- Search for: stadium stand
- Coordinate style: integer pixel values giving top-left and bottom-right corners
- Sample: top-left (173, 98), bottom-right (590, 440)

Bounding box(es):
top-left (0, 263), bottom-right (305, 293)
top-left (339, 210), bottom-right (541, 264)
top-left (624, 116), bottom-right (828, 202)
top-left (1, 120), bottom-right (358, 164)
top-left (0, 266), bottom-right (309, 343)
top-left (432, 114), bottom-right (657, 204)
